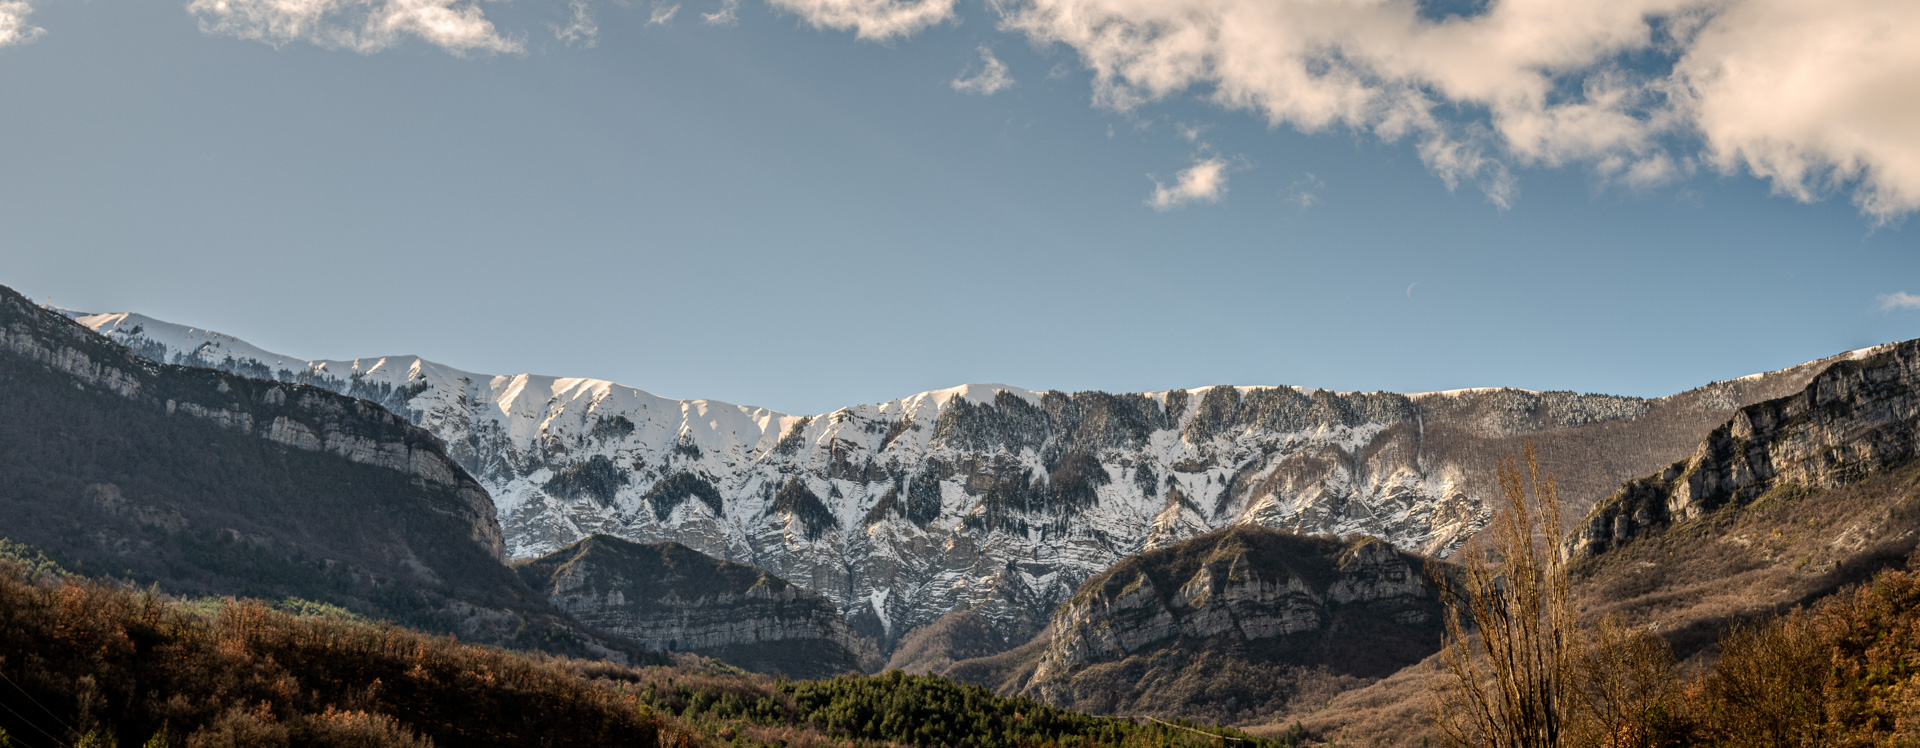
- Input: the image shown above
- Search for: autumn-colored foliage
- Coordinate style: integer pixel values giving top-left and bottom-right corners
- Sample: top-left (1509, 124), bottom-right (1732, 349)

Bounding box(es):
top-left (0, 559), bottom-right (673, 748)
top-left (0, 555), bottom-right (1288, 748)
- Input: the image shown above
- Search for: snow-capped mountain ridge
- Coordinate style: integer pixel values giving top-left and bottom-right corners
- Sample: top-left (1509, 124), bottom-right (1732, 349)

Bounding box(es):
top-left (65, 307), bottom-right (1841, 650)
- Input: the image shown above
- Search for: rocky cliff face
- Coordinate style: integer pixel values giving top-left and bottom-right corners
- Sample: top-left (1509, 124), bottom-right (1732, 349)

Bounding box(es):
top-left (518, 535), bottom-right (877, 677)
top-left (983, 526), bottom-right (1444, 724)
top-left (4, 295), bottom-right (502, 562)
top-left (1573, 341), bottom-right (1920, 558)
top-left (1302, 342), bottom-right (1920, 748)
top-left (0, 285), bottom-right (630, 657)
top-left (68, 309), bottom-right (1837, 651)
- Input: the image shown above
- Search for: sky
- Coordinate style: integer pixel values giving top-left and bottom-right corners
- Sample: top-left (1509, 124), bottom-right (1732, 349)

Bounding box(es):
top-left (2, 0), bottom-right (1917, 415)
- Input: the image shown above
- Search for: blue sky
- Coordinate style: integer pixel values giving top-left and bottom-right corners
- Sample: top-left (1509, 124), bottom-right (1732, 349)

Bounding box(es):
top-left (4, 0), bottom-right (1917, 414)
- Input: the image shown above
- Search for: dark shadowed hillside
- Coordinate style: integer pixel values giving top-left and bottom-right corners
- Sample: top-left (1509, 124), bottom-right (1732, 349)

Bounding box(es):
top-left (0, 284), bottom-right (625, 656)
top-left (518, 535), bottom-right (880, 678)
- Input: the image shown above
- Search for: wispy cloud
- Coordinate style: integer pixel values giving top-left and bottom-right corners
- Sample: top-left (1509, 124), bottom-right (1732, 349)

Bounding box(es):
top-left (765, 0), bottom-right (954, 41)
top-left (1149, 156), bottom-right (1231, 210)
top-left (951, 46), bottom-right (1014, 96)
top-left (648, 2), bottom-right (681, 26)
top-left (0, 1), bottom-right (44, 47)
top-left (702, 0), bottom-right (740, 25)
top-left (1878, 292), bottom-right (1920, 311)
top-left (188, 0), bottom-right (521, 55)
top-left (553, 0), bottom-right (598, 46)
top-left (1285, 172), bottom-right (1324, 209)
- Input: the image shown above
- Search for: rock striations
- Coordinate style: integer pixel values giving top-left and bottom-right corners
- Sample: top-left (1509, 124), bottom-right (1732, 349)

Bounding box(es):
top-left (68, 308), bottom-right (1839, 651)
top-left (1298, 341), bottom-right (1920, 748)
top-left (0, 284), bottom-right (625, 657)
top-left (965, 526), bottom-right (1445, 724)
top-left (518, 535), bottom-right (878, 678)
top-left (1573, 340), bottom-right (1920, 559)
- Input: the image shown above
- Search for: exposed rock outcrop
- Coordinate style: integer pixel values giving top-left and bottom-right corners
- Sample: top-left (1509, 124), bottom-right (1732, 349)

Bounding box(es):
top-left (70, 309), bottom-right (1841, 653)
top-left (962, 525), bottom-right (1443, 724)
top-left (1573, 341), bottom-right (1920, 558)
top-left (1300, 343), bottom-right (1920, 748)
top-left (0, 285), bottom-right (625, 658)
top-left (519, 535), bottom-right (878, 678)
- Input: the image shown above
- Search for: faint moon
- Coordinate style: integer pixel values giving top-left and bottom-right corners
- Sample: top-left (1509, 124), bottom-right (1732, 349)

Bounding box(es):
top-left (1406, 282), bottom-right (1418, 299)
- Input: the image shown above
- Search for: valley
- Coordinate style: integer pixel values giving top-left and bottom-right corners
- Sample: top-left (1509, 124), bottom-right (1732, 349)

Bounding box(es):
top-left (8, 282), bottom-right (1920, 745)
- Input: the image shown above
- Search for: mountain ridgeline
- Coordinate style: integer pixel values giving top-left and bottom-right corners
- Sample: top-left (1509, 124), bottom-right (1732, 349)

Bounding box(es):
top-left (1574, 339), bottom-right (1920, 558)
top-left (27, 284), bottom-right (1920, 743)
top-left (0, 284), bottom-right (619, 655)
top-left (72, 309), bottom-right (1838, 652)
top-left (1292, 341), bottom-right (1920, 747)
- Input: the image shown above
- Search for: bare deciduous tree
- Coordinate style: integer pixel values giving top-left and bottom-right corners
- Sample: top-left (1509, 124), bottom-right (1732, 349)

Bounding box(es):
top-left (1433, 443), bottom-right (1579, 748)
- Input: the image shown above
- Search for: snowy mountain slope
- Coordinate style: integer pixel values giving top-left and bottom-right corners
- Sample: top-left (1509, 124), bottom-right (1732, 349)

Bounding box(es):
top-left (66, 309), bottom-right (1849, 650)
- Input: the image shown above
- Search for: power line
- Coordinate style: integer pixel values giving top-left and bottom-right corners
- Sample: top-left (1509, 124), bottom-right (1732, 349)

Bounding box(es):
top-left (0, 698), bottom-right (71, 748)
top-left (0, 669), bottom-right (76, 736)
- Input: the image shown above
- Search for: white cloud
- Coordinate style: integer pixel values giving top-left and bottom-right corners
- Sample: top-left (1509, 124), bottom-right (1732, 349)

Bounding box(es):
top-left (166, 0), bottom-right (1920, 223)
top-left (188, 0), bottom-right (521, 54)
top-left (0, 1), bottom-right (44, 47)
top-left (553, 0), bottom-right (597, 46)
top-left (999, 0), bottom-right (1683, 206)
top-left (1878, 292), bottom-right (1920, 311)
top-left (702, 0), bottom-right (740, 25)
top-left (952, 46), bottom-right (1014, 96)
top-left (765, 0), bottom-right (954, 41)
top-left (1675, 0), bottom-right (1920, 223)
top-left (994, 0), bottom-right (1920, 219)
top-left (1149, 156), bottom-right (1230, 210)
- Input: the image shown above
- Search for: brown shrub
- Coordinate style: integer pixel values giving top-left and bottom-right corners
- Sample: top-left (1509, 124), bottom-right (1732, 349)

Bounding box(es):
top-left (1687, 560), bottom-right (1920, 747)
top-left (0, 561), bottom-right (674, 748)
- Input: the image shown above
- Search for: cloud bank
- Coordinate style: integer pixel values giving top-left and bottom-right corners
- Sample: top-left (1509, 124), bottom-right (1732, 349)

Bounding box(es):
top-left (988, 0), bottom-right (1920, 218)
top-left (171, 0), bottom-right (1920, 220)
top-left (1677, 0), bottom-right (1920, 221)
top-left (188, 0), bottom-right (522, 54)
top-left (0, 1), bottom-right (43, 47)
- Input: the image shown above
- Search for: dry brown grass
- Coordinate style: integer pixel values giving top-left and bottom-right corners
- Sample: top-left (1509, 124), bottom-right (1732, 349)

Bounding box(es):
top-left (1572, 460), bottom-right (1920, 661)
top-left (1273, 654), bottom-right (1447, 747)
